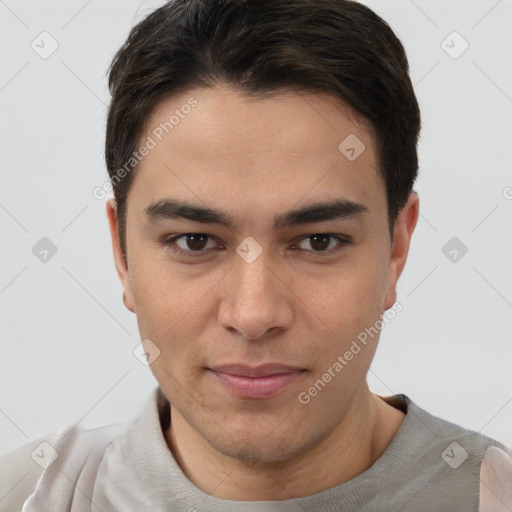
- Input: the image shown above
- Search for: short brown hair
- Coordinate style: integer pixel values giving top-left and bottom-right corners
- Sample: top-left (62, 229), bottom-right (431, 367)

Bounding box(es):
top-left (106, 0), bottom-right (421, 258)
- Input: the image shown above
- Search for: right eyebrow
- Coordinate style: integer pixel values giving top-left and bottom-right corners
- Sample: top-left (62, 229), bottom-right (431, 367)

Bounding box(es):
top-left (143, 199), bottom-right (233, 227)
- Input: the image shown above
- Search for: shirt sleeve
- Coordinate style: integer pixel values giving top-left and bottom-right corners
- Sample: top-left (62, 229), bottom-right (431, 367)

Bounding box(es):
top-left (479, 444), bottom-right (512, 512)
top-left (0, 431), bottom-right (61, 512)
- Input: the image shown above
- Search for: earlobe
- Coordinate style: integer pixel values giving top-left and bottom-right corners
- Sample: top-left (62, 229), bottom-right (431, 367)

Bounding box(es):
top-left (122, 291), bottom-right (133, 311)
top-left (106, 198), bottom-right (136, 313)
top-left (383, 193), bottom-right (420, 310)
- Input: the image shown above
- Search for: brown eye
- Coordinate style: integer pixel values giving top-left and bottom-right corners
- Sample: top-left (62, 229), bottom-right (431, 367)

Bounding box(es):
top-left (296, 234), bottom-right (350, 253)
top-left (181, 234), bottom-right (209, 251)
top-left (309, 234), bottom-right (331, 251)
top-left (160, 233), bottom-right (219, 258)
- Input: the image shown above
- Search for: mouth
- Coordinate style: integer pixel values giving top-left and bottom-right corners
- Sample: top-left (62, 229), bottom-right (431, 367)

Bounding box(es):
top-left (207, 363), bottom-right (307, 400)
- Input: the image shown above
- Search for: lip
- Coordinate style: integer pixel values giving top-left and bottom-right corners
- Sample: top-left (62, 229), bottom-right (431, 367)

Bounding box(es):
top-left (207, 363), bottom-right (306, 399)
top-left (210, 363), bottom-right (304, 377)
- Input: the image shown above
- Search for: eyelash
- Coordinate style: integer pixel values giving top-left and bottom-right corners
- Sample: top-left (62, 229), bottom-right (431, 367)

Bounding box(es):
top-left (158, 233), bottom-right (351, 259)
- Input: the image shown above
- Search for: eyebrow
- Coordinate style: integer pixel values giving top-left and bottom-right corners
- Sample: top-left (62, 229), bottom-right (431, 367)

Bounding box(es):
top-left (143, 198), bottom-right (368, 229)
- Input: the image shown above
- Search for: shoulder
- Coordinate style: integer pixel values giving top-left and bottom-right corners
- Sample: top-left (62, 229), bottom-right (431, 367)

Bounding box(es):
top-left (382, 394), bottom-right (511, 509)
top-left (479, 444), bottom-right (512, 512)
top-left (0, 423), bottom-right (124, 512)
top-left (0, 431), bottom-right (61, 512)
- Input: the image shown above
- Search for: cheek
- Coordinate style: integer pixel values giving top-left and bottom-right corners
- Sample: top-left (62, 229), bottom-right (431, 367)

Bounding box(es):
top-left (302, 256), bottom-right (387, 333)
top-left (128, 257), bottom-right (178, 336)
top-left (295, 267), bottom-right (384, 408)
top-left (294, 257), bottom-right (388, 385)
top-left (129, 244), bottom-right (202, 320)
top-left (128, 253), bottom-right (222, 365)
top-left (130, 265), bottom-right (210, 395)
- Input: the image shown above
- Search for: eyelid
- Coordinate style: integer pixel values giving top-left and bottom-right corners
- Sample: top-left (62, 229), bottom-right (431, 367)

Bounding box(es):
top-left (159, 233), bottom-right (222, 258)
top-left (291, 234), bottom-right (351, 256)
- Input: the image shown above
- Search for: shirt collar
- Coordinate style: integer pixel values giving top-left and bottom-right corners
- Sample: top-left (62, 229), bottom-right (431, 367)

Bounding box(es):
top-left (92, 386), bottom-right (416, 512)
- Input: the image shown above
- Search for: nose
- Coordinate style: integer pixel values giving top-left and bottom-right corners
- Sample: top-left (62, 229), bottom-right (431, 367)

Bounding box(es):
top-left (218, 248), bottom-right (294, 341)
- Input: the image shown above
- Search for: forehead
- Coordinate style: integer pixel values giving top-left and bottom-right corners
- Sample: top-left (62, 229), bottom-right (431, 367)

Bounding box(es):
top-left (129, 85), bottom-right (385, 221)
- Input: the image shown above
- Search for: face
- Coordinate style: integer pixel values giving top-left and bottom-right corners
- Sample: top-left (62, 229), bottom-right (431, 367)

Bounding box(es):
top-left (107, 84), bottom-right (418, 464)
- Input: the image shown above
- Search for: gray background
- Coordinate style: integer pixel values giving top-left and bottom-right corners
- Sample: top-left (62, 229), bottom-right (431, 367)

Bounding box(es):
top-left (1, 0), bottom-right (511, 454)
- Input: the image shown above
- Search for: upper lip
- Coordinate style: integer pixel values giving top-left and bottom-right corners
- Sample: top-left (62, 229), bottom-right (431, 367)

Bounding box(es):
top-left (209, 363), bottom-right (305, 378)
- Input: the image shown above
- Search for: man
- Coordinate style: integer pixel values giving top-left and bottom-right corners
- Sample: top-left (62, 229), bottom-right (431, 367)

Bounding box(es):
top-left (1, 0), bottom-right (511, 510)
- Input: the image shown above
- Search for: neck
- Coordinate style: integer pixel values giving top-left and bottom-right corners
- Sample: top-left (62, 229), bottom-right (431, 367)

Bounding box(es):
top-left (164, 382), bottom-right (405, 501)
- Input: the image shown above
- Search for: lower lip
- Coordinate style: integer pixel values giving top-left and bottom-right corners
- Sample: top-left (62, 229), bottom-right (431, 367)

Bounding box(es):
top-left (209, 370), bottom-right (305, 399)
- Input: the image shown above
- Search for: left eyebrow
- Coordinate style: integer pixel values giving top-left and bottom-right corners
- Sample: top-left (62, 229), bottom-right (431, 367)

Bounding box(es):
top-left (143, 198), bottom-right (369, 229)
top-left (274, 199), bottom-right (368, 228)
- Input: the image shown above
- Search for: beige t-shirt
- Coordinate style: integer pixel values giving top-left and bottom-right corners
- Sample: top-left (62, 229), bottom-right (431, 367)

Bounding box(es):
top-left (1, 387), bottom-right (511, 511)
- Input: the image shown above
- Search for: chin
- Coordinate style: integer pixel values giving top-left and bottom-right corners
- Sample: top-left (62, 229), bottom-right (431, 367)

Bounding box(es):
top-left (207, 421), bottom-right (328, 467)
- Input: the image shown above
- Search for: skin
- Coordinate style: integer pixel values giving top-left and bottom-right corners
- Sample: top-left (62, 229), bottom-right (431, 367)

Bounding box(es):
top-left (107, 84), bottom-right (419, 500)
top-left (480, 446), bottom-right (512, 511)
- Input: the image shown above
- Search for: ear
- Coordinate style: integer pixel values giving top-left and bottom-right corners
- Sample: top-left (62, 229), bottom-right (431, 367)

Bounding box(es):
top-left (383, 192), bottom-right (419, 310)
top-left (106, 198), bottom-right (136, 313)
